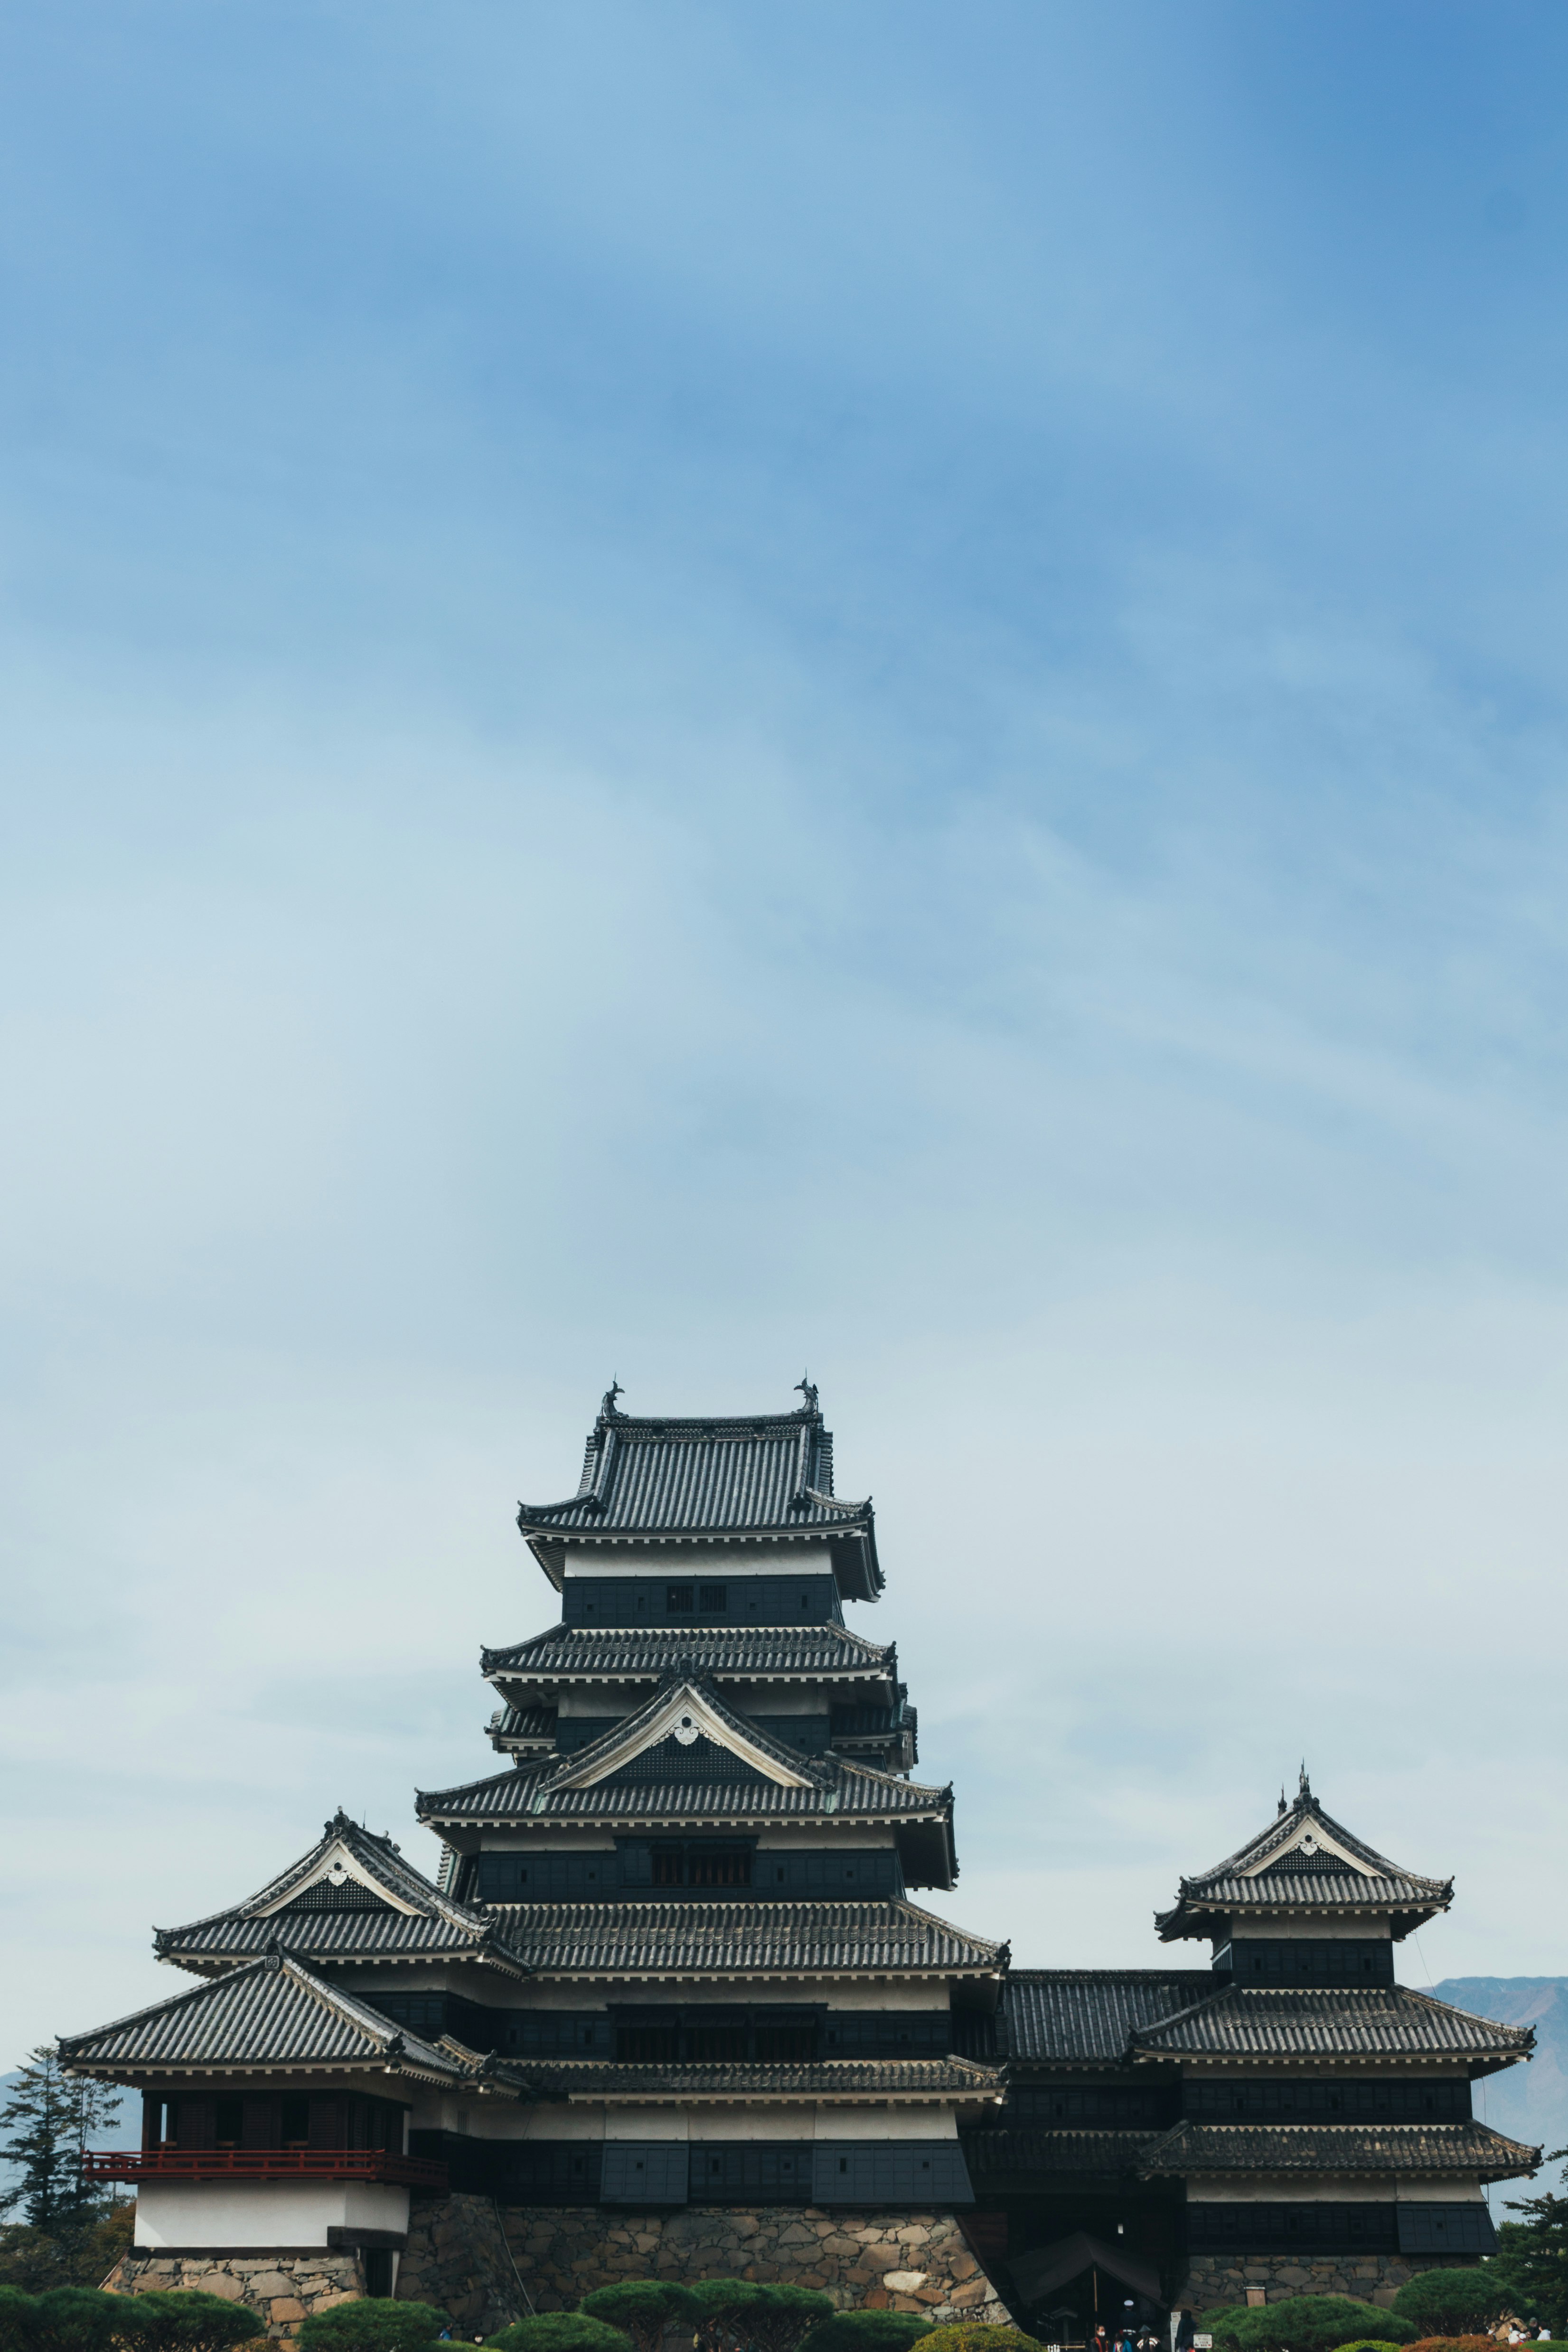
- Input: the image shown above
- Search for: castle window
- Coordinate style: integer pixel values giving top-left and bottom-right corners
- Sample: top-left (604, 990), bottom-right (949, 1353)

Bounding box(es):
top-left (667, 1584), bottom-right (694, 1613)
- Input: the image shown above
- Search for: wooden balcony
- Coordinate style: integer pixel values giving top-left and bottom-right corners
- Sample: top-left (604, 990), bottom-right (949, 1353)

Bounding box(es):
top-left (82, 2148), bottom-right (447, 2189)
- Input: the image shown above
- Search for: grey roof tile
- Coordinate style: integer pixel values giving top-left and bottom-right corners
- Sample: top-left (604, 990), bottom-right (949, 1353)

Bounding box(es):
top-left (419, 1678), bottom-right (950, 1828)
top-left (1130, 1987), bottom-right (1534, 2061)
top-left (59, 1952), bottom-right (464, 2082)
top-left (493, 1897), bottom-right (1007, 1977)
top-left (483, 1624), bottom-right (894, 1682)
top-left (1139, 2118), bottom-right (1541, 2180)
top-left (154, 1809), bottom-right (528, 1978)
top-left (522, 2056), bottom-right (1003, 2098)
top-left (1004, 1972), bottom-right (1214, 2063)
top-left (1157, 1788), bottom-right (1450, 1938)
top-left (517, 1402), bottom-right (871, 1543)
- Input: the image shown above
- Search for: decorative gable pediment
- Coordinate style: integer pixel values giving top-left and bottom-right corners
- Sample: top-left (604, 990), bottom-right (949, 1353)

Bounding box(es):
top-left (554, 1681), bottom-right (816, 1790)
top-left (252, 1839), bottom-right (422, 1920)
top-left (1244, 1822), bottom-right (1369, 1877)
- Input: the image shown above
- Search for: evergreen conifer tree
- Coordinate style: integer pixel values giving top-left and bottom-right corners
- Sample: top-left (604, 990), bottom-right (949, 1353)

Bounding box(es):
top-left (0, 2049), bottom-right (122, 2285)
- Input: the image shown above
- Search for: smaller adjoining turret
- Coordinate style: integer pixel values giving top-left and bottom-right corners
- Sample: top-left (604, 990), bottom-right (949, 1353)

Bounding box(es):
top-left (1155, 1776), bottom-right (1453, 1987)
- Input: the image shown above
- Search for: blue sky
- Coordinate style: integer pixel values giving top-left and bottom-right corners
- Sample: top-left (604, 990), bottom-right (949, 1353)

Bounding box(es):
top-left (5, 2), bottom-right (1568, 2054)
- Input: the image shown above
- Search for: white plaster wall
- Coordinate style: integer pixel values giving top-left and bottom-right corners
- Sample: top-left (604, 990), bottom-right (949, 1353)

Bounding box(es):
top-left (1191, 2175), bottom-right (1485, 2205)
top-left (604, 2106), bottom-right (690, 2141)
top-left (687, 2107), bottom-right (818, 2142)
top-left (1226, 1920), bottom-right (1395, 1943)
top-left (812, 2105), bottom-right (959, 2141)
top-left (563, 1547), bottom-right (834, 1579)
top-left (135, 2180), bottom-right (409, 2250)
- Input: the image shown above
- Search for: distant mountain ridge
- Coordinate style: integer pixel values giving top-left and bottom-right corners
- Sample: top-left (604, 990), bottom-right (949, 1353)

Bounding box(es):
top-left (1433, 1978), bottom-right (1568, 2204)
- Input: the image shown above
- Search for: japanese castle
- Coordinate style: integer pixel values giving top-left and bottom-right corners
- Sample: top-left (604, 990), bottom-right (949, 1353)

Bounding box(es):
top-left (62, 1387), bottom-right (1540, 2340)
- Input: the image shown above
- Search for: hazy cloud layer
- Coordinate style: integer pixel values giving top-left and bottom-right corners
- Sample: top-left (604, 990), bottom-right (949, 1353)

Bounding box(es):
top-left (3, 2), bottom-right (1567, 2052)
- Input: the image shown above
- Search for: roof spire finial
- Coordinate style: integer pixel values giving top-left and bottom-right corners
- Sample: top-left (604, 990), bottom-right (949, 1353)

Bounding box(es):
top-left (795, 1373), bottom-right (819, 1415)
top-left (1299, 1761), bottom-right (1311, 1800)
top-left (1277, 1787), bottom-right (1287, 1818)
top-left (601, 1377), bottom-right (624, 1421)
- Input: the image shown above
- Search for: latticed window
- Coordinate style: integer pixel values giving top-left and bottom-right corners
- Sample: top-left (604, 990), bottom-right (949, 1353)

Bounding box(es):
top-left (649, 1842), bottom-right (752, 1886)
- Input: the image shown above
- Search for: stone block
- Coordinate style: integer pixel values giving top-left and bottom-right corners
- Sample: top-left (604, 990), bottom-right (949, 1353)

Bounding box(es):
top-left (950, 2253), bottom-right (978, 2282)
top-left (864, 2291), bottom-right (892, 2309)
top-left (892, 2297), bottom-right (925, 2315)
top-left (884, 2273), bottom-right (929, 2293)
top-left (951, 2283), bottom-right (990, 2309)
top-left (270, 2300), bottom-right (307, 2325)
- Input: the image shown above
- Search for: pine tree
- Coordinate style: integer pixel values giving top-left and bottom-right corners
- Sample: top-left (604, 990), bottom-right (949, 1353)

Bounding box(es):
top-left (1491, 2152), bottom-right (1568, 2335)
top-left (0, 2049), bottom-right (121, 2236)
top-left (0, 2048), bottom-right (74, 2233)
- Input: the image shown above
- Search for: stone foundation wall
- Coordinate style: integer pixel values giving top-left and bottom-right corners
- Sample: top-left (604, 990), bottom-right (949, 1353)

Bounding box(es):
top-left (105, 2250), bottom-right (364, 2343)
top-left (397, 2195), bottom-right (1010, 2339)
top-left (1182, 2250), bottom-right (1451, 2307)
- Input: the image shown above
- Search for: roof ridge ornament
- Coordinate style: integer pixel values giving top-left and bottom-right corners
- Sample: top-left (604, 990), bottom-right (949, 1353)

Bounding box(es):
top-left (795, 1375), bottom-right (819, 1416)
top-left (601, 1378), bottom-right (624, 1422)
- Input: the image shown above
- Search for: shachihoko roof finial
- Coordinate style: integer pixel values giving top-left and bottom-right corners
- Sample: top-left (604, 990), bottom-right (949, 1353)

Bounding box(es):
top-left (796, 1373), bottom-right (819, 1414)
top-left (1299, 1761), bottom-right (1311, 1799)
top-left (1277, 1787), bottom-right (1286, 1818)
top-left (601, 1377), bottom-right (624, 1420)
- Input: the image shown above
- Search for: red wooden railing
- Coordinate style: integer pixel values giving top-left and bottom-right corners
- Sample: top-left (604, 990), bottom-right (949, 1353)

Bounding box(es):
top-left (82, 2148), bottom-right (447, 2188)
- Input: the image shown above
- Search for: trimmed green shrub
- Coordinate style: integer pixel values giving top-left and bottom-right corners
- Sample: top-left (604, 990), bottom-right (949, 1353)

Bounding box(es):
top-left (578, 2286), bottom-right (699, 2352)
top-left (25, 2287), bottom-right (126, 2351)
top-left (113, 2292), bottom-right (268, 2352)
top-left (685, 2282), bottom-right (779, 2352)
top-left (487, 2324), bottom-right (633, 2352)
top-left (738, 2288), bottom-right (836, 2352)
top-left (1330, 2339), bottom-right (1414, 2352)
top-left (1194, 2306), bottom-right (1248, 2352)
top-left (798, 2315), bottom-right (935, 2352)
top-left (1392, 2274), bottom-right (1511, 2339)
top-left (916, 2330), bottom-right (1045, 2352)
top-left (1232, 2299), bottom-right (1415, 2352)
top-left (296, 2301), bottom-right (452, 2352)
top-left (0, 2290), bottom-right (38, 2352)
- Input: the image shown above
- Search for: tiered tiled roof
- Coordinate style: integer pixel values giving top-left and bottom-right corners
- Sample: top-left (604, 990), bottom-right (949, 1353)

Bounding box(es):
top-left (1004, 1971), bottom-right (1213, 2063)
top-left (421, 1676), bottom-right (951, 1848)
top-left (1157, 1779), bottom-right (1452, 1941)
top-left (1138, 2118), bottom-right (1541, 2179)
top-left (483, 1623), bottom-right (895, 1688)
top-left (154, 1810), bottom-right (529, 1979)
top-left (522, 2055), bottom-right (1004, 2101)
top-left (1129, 1986), bottom-right (1533, 2070)
top-left (516, 1387), bottom-right (881, 1600)
top-left (59, 1952), bottom-right (467, 2086)
top-left (492, 1896), bottom-right (1007, 1980)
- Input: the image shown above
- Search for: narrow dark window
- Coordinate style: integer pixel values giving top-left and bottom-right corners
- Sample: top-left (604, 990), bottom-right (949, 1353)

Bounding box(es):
top-left (686, 1846), bottom-right (751, 1887)
top-left (667, 1584), bottom-right (694, 1613)
top-left (652, 1848), bottom-right (686, 1886)
top-left (699, 1584), bottom-right (727, 1612)
top-left (839, 2157), bottom-right (848, 2174)
top-left (215, 2097), bottom-right (243, 2145)
top-left (281, 2094), bottom-right (310, 2145)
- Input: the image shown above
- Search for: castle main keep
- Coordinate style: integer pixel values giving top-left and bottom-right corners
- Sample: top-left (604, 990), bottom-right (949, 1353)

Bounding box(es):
top-left (60, 1387), bottom-right (1539, 2340)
